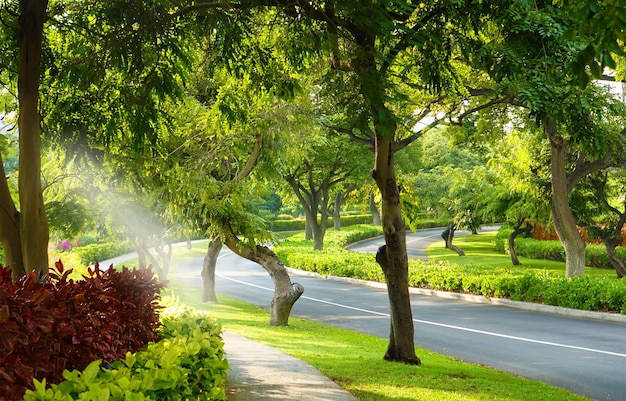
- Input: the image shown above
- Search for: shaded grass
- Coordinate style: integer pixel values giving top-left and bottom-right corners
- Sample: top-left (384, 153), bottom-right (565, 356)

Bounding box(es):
top-left (426, 232), bottom-right (614, 278)
top-left (166, 280), bottom-right (590, 401)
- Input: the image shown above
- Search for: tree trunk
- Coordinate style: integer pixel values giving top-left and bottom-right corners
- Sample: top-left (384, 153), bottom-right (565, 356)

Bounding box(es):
top-left (442, 224), bottom-right (465, 256)
top-left (370, 192), bottom-right (381, 226)
top-left (0, 152), bottom-right (24, 280)
top-left (202, 239), bottom-right (222, 302)
top-left (143, 239), bottom-right (172, 282)
top-left (332, 192), bottom-right (344, 231)
top-left (545, 118), bottom-right (586, 277)
top-left (601, 237), bottom-right (626, 278)
top-left (508, 219), bottom-right (532, 266)
top-left (371, 131), bottom-right (420, 365)
top-left (304, 215), bottom-right (313, 240)
top-left (508, 231), bottom-right (521, 266)
top-left (223, 223), bottom-right (303, 326)
top-left (18, 0), bottom-right (50, 277)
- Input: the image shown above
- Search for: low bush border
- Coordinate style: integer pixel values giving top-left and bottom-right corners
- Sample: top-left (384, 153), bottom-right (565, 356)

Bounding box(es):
top-left (274, 225), bottom-right (626, 314)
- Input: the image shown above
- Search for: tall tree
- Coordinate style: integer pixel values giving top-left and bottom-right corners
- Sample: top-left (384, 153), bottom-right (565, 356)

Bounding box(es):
top-left (261, 0), bottom-right (506, 364)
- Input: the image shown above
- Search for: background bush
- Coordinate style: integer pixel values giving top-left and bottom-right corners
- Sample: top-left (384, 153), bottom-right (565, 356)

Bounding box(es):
top-left (71, 242), bottom-right (133, 266)
top-left (494, 228), bottom-right (626, 269)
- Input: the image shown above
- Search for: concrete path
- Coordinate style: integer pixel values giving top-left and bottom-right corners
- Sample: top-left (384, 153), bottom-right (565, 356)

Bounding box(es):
top-left (223, 331), bottom-right (359, 401)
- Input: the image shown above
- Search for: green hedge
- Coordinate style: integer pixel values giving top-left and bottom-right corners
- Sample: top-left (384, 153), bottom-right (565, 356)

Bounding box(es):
top-left (71, 242), bottom-right (134, 266)
top-left (270, 215), bottom-right (448, 232)
top-left (494, 228), bottom-right (626, 269)
top-left (276, 226), bottom-right (626, 314)
top-left (270, 214), bottom-right (376, 232)
top-left (24, 297), bottom-right (228, 401)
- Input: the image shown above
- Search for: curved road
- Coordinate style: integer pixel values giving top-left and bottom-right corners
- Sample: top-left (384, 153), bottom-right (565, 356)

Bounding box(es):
top-left (173, 228), bottom-right (626, 401)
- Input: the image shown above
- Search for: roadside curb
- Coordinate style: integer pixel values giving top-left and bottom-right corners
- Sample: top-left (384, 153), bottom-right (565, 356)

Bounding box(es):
top-left (286, 267), bottom-right (626, 324)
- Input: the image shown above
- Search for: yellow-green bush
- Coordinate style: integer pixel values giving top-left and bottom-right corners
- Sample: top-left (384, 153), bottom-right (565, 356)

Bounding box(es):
top-left (24, 299), bottom-right (228, 401)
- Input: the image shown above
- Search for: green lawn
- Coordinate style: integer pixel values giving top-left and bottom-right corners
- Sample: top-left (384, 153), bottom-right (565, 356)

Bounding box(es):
top-left (426, 231), bottom-right (615, 278)
top-left (166, 280), bottom-right (590, 401)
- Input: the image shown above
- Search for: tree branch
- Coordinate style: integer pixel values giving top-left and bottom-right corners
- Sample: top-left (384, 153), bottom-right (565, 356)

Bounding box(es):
top-left (233, 132), bottom-right (262, 182)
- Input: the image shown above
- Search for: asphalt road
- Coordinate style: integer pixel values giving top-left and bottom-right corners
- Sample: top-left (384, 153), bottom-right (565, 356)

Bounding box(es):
top-left (173, 229), bottom-right (626, 401)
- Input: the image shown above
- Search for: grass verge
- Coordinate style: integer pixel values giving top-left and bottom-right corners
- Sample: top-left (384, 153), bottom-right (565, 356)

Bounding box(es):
top-left (166, 279), bottom-right (591, 401)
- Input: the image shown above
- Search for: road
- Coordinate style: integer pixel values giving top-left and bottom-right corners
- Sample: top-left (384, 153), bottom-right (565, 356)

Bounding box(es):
top-left (173, 228), bottom-right (626, 401)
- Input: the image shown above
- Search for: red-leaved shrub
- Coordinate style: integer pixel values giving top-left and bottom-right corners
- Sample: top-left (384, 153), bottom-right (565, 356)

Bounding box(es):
top-left (0, 261), bottom-right (165, 400)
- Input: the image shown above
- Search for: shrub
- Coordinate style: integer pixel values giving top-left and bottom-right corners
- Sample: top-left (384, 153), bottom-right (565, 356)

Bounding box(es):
top-left (275, 225), bottom-right (626, 314)
top-left (494, 226), bottom-right (626, 269)
top-left (0, 262), bottom-right (164, 400)
top-left (24, 300), bottom-right (228, 401)
top-left (71, 242), bottom-right (133, 266)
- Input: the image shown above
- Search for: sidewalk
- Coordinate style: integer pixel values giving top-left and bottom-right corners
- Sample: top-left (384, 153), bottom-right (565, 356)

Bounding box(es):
top-left (223, 331), bottom-right (359, 401)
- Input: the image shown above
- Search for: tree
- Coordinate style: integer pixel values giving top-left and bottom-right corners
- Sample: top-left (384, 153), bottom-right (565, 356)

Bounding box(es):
top-left (580, 171), bottom-right (626, 278)
top-left (483, 129), bottom-right (553, 265)
top-left (467, 1), bottom-right (626, 277)
top-left (0, 0), bottom-right (208, 279)
top-left (284, 133), bottom-right (368, 250)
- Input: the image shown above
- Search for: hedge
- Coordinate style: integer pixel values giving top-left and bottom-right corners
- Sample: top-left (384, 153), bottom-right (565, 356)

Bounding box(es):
top-left (494, 228), bottom-right (626, 269)
top-left (23, 297), bottom-right (228, 401)
top-left (71, 242), bottom-right (134, 266)
top-left (275, 226), bottom-right (626, 314)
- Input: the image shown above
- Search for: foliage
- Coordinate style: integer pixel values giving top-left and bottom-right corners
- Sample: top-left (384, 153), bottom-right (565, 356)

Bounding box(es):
top-left (0, 262), bottom-right (164, 400)
top-left (24, 296), bottom-right (228, 401)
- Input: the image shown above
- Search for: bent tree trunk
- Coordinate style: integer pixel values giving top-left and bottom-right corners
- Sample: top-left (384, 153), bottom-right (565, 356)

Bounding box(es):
top-left (442, 225), bottom-right (465, 256)
top-left (18, 0), bottom-right (50, 277)
top-left (143, 239), bottom-right (173, 282)
top-left (508, 219), bottom-right (533, 266)
top-left (202, 239), bottom-right (223, 302)
top-left (545, 118), bottom-right (586, 277)
top-left (223, 223), bottom-right (303, 326)
top-left (603, 237), bottom-right (626, 278)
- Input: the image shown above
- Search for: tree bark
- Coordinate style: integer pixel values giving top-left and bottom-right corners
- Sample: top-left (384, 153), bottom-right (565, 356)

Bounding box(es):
top-left (442, 224), bottom-right (465, 256)
top-left (332, 192), bottom-right (344, 231)
top-left (143, 239), bottom-right (172, 282)
top-left (202, 239), bottom-right (222, 302)
top-left (508, 219), bottom-right (532, 266)
top-left (545, 117), bottom-right (586, 277)
top-left (222, 222), bottom-right (303, 326)
top-left (0, 152), bottom-right (24, 280)
top-left (304, 214), bottom-right (313, 240)
top-left (286, 174), bottom-right (329, 250)
top-left (603, 237), bottom-right (626, 278)
top-left (18, 0), bottom-right (50, 276)
top-left (370, 192), bottom-right (381, 226)
top-left (371, 127), bottom-right (420, 365)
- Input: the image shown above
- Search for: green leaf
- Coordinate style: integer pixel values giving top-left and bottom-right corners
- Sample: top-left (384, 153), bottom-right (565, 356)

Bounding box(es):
top-left (82, 360), bottom-right (102, 382)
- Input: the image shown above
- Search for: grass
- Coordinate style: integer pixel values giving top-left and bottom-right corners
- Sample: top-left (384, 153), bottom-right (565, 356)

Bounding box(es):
top-left (97, 230), bottom-right (601, 400)
top-left (426, 231), bottom-right (615, 278)
top-left (166, 279), bottom-right (591, 401)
